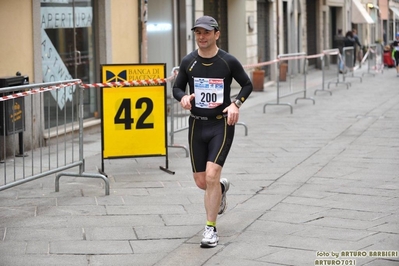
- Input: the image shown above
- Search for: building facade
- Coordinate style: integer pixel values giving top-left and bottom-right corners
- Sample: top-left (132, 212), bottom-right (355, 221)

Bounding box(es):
top-left (0, 0), bottom-right (397, 153)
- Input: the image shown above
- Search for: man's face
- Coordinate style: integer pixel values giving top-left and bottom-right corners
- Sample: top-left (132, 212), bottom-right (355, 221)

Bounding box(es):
top-left (194, 28), bottom-right (220, 49)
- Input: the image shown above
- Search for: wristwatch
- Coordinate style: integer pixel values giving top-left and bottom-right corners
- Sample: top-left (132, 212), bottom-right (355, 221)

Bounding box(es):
top-left (234, 99), bottom-right (242, 108)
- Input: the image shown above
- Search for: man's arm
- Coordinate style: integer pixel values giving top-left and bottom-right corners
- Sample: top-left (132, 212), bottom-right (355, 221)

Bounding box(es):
top-left (172, 60), bottom-right (190, 102)
top-left (230, 58), bottom-right (253, 104)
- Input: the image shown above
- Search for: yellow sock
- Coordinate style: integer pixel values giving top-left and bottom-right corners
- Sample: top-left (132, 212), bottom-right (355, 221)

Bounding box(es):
top-left (206, 221), bottom-right (216, 227)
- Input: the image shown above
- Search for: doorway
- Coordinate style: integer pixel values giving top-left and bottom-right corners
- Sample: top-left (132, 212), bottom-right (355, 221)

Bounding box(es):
top-left (41, 0), bottom-right (97, 128)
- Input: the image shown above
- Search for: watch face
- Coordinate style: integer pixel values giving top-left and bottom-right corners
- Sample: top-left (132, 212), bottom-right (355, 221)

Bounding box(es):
top-left (235, 100), bottom-right (242, 107)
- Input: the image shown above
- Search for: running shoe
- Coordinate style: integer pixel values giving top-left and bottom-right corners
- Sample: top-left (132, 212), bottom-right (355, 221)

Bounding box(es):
top-left (200, 226), bottom-right (219, 248)
top-left (218, 178), bottom-right (230, 215)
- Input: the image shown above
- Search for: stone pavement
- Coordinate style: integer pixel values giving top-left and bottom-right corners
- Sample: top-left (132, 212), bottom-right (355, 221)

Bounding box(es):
top-left (0, 66), bottom-right (398, 266)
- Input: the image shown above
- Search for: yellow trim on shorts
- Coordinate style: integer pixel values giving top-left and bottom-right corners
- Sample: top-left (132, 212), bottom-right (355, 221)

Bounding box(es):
top-left (213, 117), bottom-right (227, 163)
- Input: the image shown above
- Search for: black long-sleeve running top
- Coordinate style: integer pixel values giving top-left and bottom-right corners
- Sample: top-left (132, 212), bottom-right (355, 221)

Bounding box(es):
top-left (173, 49), bottom-right (253, 117)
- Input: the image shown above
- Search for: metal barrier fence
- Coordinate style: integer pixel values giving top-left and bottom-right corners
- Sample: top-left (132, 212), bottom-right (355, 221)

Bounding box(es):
top-left (263, 52), bottom-right (315, 114)
top-left (0, 80), bottom-right (109, 195)
top-left (342, 46), bottom-right (362, 83)
top-left (1, 47), bottom-right (379, 195)
top-left (314, 49), bottom-right (350, 95)
top-left (363, 44), bottom-right (384, 77)
top-left (167, 67), bottom-right (190, 157)
top-left (167, 67), bottom-right (249, 156)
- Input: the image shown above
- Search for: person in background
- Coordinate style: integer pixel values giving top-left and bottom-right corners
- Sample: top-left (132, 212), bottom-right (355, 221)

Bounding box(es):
top-left (352, 29), bottom-right (362, 66)
top-left (172, 15), bottom-right (253, 248)
top-left (334, 29), bottom-right (345, 72)
top-left (342, 31), bottom-right (355, 72)
top-left (391, 33), bottom-right (399, 77)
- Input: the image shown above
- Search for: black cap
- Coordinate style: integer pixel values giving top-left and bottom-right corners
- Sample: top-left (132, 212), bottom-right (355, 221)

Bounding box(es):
top-left (191, 16), bottom-right (219, 31)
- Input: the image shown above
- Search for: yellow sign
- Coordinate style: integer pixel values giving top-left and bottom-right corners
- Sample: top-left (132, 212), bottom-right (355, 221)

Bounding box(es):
top-left (101, 64), bottom-right (167, 159)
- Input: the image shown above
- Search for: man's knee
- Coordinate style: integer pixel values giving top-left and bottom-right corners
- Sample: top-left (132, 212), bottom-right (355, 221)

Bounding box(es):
top-left (195, 179), bottom-right (207, 190)
top-left (205, 169), bottom-right (222, 187)
top-left (194, 173), bottom-right (207, 190)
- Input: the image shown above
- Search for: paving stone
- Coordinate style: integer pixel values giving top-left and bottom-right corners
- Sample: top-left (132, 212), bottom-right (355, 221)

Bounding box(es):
top-left (25, 241), bottom-right (49, 254)
top-left (129, 239), bottom-right (186, 254)
top-left (50, 240), bottom-right (132, 254)
top-left (316, 208), bottom-right (391, 221)
top-left (37, 205), bottom-right (107, 216)
top-left (292, 225), bottom-right (376, 241)
top-left (105, 204), bottom-right (186, 215)
top-left (0, 241), bottom-right (27, 255)
top-left (152, 243), bottom-right (221, 266)
top-left (5, 227), bottom-right (82, 241)
top-left (0, 206), bottom-right (36, 226)
top-left (0, 255), bottom-right (88, 266)
top-left (305, 216), bottom-right (387, 230)
top-left (84, 227), bottom-right (137, 241)
top-left (161, 213), bottom-right (204, 226)
top-left (90, 253), bottom-right (168, 266)
top-left (134, 225), bottom-right (200, 240)
top-left (270, 202), bottom-right (330, 214)
top-left (259, 248), bottom-right (317, 265)
top-left (247, 219), bottom-right (307, 236)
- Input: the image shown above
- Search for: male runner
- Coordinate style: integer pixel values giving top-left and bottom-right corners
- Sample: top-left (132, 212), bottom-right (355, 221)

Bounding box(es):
top-left (173, 15), bottom-right (253, 248)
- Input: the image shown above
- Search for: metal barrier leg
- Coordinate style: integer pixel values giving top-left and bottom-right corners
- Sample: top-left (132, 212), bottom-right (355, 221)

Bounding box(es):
top-left (293, 82), bottom-right (316, 104)
top-left (167, 77), bottom-right (190, 158)
top-left (168, 144), bottom-right (189, 157)
top-left (345, 72), bottom-right (362, 82)
top-left (295, 97), bottom-right (315, 104)
top-left (236, 122), bottom-right (248, 136)
top-left (362, 72), bottom-right (375, 77)
top-left (263, 103), bottom-right (293, 114)
top-left (362, 58), bottom-right (376, 77)
top-left (327, 74), bottom-right (350, 90)
top-left (314, 88), bottom-right (332, 96)
top-left (55, 172), bottom-right (110, 195)
top-left (328, 81), bottom-right (350, 90)
top-left (314, 51), bottom-right (336, 96)
top-left (314, 86), bottom-right (332, 96)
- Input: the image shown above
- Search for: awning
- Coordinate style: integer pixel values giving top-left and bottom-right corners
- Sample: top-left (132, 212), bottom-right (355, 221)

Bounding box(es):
top-left (390, 7), bottom-right (399, 19)
top-left (352, 0), bottom-right (375, 24)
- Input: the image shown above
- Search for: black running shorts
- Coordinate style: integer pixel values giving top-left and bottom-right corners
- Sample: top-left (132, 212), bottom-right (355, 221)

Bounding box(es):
top-left (188, 115), bottom-right (235, 172)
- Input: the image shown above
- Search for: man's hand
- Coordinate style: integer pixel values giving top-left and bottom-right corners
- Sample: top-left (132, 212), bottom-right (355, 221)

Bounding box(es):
top-left (223, 103), bottom-right (239, 126)
top-left (180, 93), bottom-right (195, 110)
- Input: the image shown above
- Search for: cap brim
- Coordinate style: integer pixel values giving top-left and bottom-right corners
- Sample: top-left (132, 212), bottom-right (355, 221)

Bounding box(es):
top-left (191, 24), bottom-right (215, 31)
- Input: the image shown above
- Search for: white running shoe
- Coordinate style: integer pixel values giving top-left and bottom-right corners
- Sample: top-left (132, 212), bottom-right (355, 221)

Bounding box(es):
top-left (200, 226), bottom-right (219, 248)
top-left (218, 178), bottom-right (230, 215)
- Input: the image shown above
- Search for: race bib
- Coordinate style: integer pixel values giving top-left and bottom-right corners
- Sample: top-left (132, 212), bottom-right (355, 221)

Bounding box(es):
top-left (395, 46), bottom-right (399, 51)
top-left (193, 77), bottom-right (224, 109)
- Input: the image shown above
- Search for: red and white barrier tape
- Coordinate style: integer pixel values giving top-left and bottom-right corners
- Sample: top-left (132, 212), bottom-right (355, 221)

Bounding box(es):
top-left (307, 53), bottom-right (324, 59)
top-left (244, 53), bottom-right (324, 70)
top-left (0, 81), bottom-right (81, 102)
top-left (0, 76), bottom-right (175, 101)
top-left (244, 59), bottom-right (280, 69)
top-left (81, 78), bottom-right (169, 89)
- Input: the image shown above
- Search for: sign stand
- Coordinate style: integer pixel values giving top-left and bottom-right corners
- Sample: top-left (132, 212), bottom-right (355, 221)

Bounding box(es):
top-left (100, 63), bottom-right (174, 175)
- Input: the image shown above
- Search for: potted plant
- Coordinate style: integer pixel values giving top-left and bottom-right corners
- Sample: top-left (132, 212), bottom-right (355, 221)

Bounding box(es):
top-left (251, 66), bottom-right (265, 91)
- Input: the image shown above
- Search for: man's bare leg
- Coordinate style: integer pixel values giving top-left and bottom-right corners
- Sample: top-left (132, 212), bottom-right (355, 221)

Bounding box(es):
top-left (193, 162), bottom-right (222, 222)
